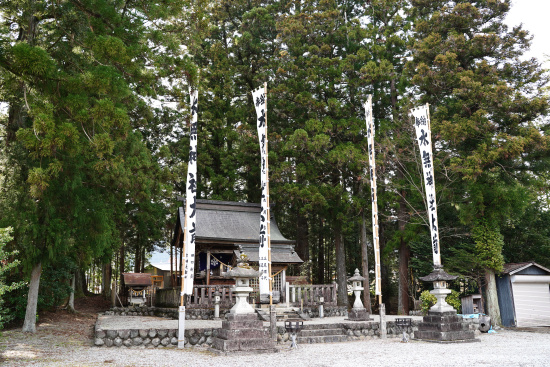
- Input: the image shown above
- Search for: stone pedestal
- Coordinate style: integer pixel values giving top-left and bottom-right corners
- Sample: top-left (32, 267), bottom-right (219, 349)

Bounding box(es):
top-left (348, 308), bottom-right (370, 321)
top-left (211, 313), bottom-right (276, 354)
top-left (415, 311), bottom-right (478, 343)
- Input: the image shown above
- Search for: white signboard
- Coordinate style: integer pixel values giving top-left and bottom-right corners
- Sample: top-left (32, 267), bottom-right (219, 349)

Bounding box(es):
top-left (252, 85), bottom-right (270, 296)
top-left (411, 105), bottom-right (441, 266)
top-left (364, 95), bottom-right (382, 296)
top-left (183, 89), bottom-right (198, 294)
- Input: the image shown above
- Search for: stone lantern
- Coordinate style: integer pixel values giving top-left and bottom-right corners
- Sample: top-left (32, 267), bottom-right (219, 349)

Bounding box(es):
top-left (348, 269), bottom-right (370, 321)
top-left (418, 265), bottom-right (457, 313)
top-left (224, 254), bottom-right (259, 315)
top-left (414, 265), bottom-right (478, 343)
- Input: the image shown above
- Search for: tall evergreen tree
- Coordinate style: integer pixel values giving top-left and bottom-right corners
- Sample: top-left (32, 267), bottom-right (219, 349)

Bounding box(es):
top-left (408, 0), bottom-right (550, 323)
top-left (0, 0), bottom-right (194, 331)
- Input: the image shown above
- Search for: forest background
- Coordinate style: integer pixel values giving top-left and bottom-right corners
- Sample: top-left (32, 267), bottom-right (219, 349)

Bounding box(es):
top-left (1, 0), bottom-right (550, 333)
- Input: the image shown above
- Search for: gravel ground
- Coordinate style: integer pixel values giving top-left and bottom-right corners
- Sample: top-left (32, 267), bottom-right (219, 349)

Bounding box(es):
top-left (2, 328), bottom-right (549, 366)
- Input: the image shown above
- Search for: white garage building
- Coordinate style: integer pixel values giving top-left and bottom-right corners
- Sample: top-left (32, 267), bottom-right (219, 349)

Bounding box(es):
top-left (496, 262), bottom-right (550, 327)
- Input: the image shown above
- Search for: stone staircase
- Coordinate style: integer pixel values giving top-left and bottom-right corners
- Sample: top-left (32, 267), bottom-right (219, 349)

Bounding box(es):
top-left (256, 306), bottom-right (305, 322)
top-left (296, 323), bottom-right (351, 344)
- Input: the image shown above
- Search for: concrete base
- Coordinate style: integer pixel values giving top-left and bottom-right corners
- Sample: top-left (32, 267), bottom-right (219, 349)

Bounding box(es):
top-left (347, 308), bottom-right (371, 321)
top-left (211, 313), bottom-right (276, 354)
top-left (414, 311), bottom-right (478, 343)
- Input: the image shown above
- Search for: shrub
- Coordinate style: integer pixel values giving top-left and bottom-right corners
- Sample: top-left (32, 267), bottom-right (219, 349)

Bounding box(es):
top-left (420, 289), bottom-right (462, 314)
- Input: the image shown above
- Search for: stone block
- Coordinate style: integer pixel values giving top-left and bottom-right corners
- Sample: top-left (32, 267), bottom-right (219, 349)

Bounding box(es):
top-left (130, 330), bottom-right (139, 338)
top-left (106, 330), bottom-right (117, 339)
top-left (189, 335), bottom-right (200, 345)
top-left (217, 328), bottom-right (269, 340)
top-left (158, 329), bottom-right (168, 338)
top-left (222, 320), bottom-right (263, 330)
top-left (118, 329), bottom-right (130, 339)
top-left (143, 338), bottom-right (151, 346)
top-left (161, 337), bottom-right (171, 346)
top-left (152, 338), bottom-right (161, 347)
top-left (94, 338), bottom-right (104, 346)
top-left (171, 337), bottom-right (178, 345)
top-left (105, 339), bottom-right (114, 347)
top-left (95, 329), bottom-right (106, 339)
top-left (114, 337), bottom-right (123, 347)
top-left (123, 339), bottom-right (132, 347)
top-left (132, 337), bottom-right (143, 346)
top-left (148, 329), bottom-right (157, 338)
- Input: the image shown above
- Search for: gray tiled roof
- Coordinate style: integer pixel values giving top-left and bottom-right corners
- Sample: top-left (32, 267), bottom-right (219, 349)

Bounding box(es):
top-left (176, 199), bottom-right (294, 244)
top-left (235, 244), bottom-right (303, 264)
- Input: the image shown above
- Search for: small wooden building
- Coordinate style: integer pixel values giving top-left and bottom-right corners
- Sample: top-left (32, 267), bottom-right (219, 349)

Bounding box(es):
top-left (496, 262), bottom-right (550, 327)
top-left (171, 199), bottom-right (303, 302)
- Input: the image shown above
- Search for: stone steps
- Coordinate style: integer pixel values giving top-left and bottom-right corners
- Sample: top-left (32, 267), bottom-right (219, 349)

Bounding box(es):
top-left (296, 335), bottom-right (351, 344)
top-left (299, 328), bottom-right (346, 337)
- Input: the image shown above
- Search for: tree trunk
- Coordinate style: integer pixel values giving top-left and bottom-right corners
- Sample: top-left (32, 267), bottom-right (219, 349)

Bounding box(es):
top-left (119, 242), bottom-right (126, 304)
top-left (361, 213), bottom-right (372, 314)
top-left (397, 166), bottom-right (410, 315)
top-left (317, 218), bottom-right (325, 284)
top-left (134, 245), bottom-right (141, 273)
top-left (484, 269), bottom-right (502, 326)
top-left (141, 247), bottom-right (146, 273)
top-left (102, 262), bottom-right (112, 299)
top-left (296, 212), bottom-right (309, 279)
top-left (68, 273), bottom-right (75, 313)
top-left (335, 226), bottom-right (348, 307)
top-left (22, 262), bottom-right (42, 333)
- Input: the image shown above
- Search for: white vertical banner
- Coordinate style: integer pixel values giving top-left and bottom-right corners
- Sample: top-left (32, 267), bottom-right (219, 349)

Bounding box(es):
top-left (411, 104), bottom-right (441, 266)
top-left (364, 95), bottom-right (382, 297)
top-left (252, 84), bottom-right (270, 296)
top-left (183, 89), bottom-right (199, 294)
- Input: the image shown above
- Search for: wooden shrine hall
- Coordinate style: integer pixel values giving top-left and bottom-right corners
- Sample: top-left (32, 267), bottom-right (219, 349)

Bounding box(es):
top-left (170, 199), bottom-right (303, 302)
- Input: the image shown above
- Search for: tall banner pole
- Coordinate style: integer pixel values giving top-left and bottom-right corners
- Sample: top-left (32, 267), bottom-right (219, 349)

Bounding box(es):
top-left (252, 83), bottom-right (271, 305)
top-left (364, 95), bottom-right (382, 304)
top-left (178, 88), bottom-right (199, 348)
top-left (411, 104), bottom-right (441, 266)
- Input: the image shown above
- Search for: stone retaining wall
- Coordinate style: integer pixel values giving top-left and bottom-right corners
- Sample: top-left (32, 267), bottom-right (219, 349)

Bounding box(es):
top-left (94, 327), bottom-right (219, 348)
top-left (95, 320), bottom-right (422, 348)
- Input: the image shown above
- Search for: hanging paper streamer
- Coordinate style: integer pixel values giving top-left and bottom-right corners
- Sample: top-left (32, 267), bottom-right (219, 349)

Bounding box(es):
top-left (252, 84), bottom-right (270, 296)
top-left (411, 104), bottom-right (441, 266)
top-left (364, 95), bottom-right (382, 297)
top-left (183, 89), bottom-right (199, 294)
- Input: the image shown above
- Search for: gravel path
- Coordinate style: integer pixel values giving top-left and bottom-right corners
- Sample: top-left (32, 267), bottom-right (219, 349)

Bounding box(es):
top-left (2, 328), bottom-right (549, 366)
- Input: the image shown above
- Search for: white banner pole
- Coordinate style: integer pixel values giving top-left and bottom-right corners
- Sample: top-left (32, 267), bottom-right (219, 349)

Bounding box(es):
top-left (364, 95), bottom-right (382, 303)
top-left (411, 104), bottom-right (441, 266)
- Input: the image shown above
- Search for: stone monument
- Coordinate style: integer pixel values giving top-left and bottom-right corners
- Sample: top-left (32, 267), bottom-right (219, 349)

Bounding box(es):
top-left (414, 265), bottom-right (478, 343)
top-left (211, 254), bottom-right (277, 354)
top-left (347, 269), bottom-right (370, 321)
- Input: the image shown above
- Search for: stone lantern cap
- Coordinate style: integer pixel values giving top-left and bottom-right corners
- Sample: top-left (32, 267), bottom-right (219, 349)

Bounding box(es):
top-left (419, 265), bottom-right (457, 282)
top-left (224, 253), bottom-right (259, 279)
top-left (348, 268), bottom-right (365, 282)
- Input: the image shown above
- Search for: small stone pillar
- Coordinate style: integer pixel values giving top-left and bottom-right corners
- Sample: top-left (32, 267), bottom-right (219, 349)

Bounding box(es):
top-left (347, 269), bottom-right (370, 321)
top-left (318, 295), bottom-right (324, 318)
top-left (414, 265), bottom-right (478, 343)
top-left (379, 303), bottom-right (387, 339)
top-left (211, 254), bottom-right (276, 354)
top-left (214, 289), bottom-right (221, 320)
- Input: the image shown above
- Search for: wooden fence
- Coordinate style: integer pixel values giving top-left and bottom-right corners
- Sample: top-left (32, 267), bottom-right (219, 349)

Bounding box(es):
top-left (287, 283), bottom-right (337, 307)
top-left (156, 283), bottom-right (337, 308)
